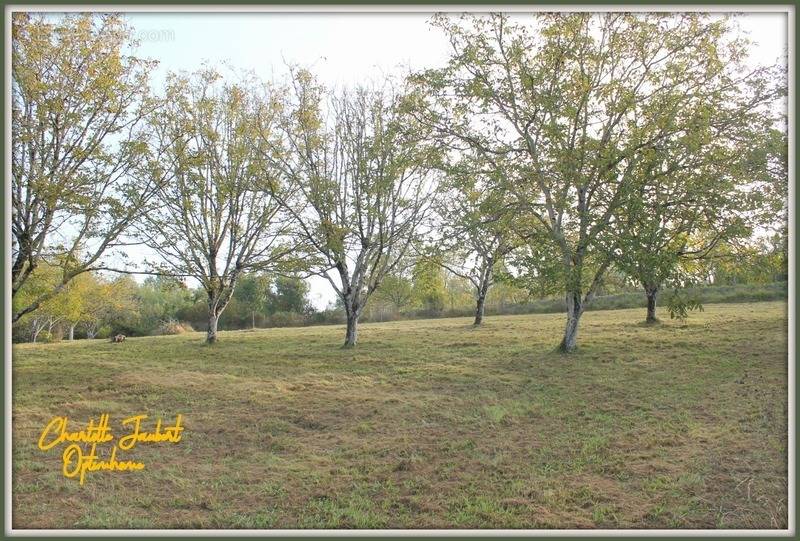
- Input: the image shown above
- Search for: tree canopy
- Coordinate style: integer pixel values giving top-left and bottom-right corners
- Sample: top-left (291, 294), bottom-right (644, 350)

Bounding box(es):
top-left (12, 13), bottom-right (159, 322)
top-left (10, 12), bottom-right (787, 352)
top-left (411, 12), bottom-right (784, 350)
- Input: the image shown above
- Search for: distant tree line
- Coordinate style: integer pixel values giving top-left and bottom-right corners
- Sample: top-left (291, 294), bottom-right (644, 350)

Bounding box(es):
top-left (12, 13), bottom-right (787, 350)
top-left (12, 245), bottom-right (785, 344)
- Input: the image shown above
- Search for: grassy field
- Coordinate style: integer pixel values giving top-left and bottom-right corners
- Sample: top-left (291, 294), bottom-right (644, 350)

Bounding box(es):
top-left (12, 301), bottom-right (788, 529)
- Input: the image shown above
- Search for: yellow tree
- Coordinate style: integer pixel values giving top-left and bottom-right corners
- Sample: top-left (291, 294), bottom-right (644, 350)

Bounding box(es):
top-left (12, 13), bottom-right (159, 322)
top-left (13, 262), bottom-right (64, 342)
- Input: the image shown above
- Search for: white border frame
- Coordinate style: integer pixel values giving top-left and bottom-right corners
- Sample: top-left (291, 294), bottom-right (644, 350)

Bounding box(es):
top-left (3, 3), bottom-right (795, 538)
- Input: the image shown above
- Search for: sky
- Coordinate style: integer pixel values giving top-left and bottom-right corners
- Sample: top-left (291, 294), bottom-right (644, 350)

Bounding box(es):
top-left (115, 11), bottom-right (788, 310)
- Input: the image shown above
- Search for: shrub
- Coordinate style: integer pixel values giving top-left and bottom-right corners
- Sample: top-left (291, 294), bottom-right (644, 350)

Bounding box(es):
top-left (36, 331), bottom-right (56, 343)
top-left (266, 311), bottom-right (307, 328)
top-left (96, 325), bottom-right (113, 340)
top-left (153, 319), bottom-right (194, 335)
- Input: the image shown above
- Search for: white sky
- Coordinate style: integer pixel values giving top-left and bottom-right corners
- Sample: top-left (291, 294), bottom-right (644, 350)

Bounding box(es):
top-left (115, 11), bottom-right (787, 310)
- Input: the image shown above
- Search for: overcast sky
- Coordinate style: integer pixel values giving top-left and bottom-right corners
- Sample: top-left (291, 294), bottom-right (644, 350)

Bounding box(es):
top-left (118, 11), bottom-right (788, 310)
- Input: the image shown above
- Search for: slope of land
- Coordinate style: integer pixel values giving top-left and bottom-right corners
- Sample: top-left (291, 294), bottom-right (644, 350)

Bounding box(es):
top-left (11, 302), bottom-right (788, 529)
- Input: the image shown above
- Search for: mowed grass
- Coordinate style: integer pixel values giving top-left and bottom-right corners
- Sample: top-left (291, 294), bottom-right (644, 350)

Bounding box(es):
top-left (12, 301), bottom-right (788, 529)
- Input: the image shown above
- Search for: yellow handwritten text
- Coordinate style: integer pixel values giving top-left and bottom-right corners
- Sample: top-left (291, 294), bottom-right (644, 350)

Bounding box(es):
top-left (38, 414), bottom-right (114, 451)
top-left (36, 413), bottom-right (183, 485)
top-left (62, 443), bottom-right (145, 485)
top-left (118, 414), bottom-right (184, 451)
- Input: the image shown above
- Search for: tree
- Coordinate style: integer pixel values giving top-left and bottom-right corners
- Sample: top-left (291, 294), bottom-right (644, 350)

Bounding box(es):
top-left (135, 276), bottom-right (194, 335)
top-left (415, 13), bottom-right (782, 351)
top-left (14, 269), bottom-right (139, 341)
top-left (412, 257), bottom-right (447, 314)
top-left (13, 262), bottom-right (64, 342)
top-left (138, 69), bottom-right (296, 343)
top-left (610, 138), bottom-right (751, 323)
top-left (486, 266), bottom-right (531, 311)
top-left (746, 127), bottom-right (789, 280)
top-left (57, 271), bottom-right (98, 340)
top-left (433, 157), bottom-right (519, 325)
top-left (373, 274), bottom-right (415, 313)
top-left (78, 275), bottom-right (139, 339)
top-left (694, 239), bottom-right (788, 286)
top-left (11, 13), bottom-right (159, 322)
top-left (232, 273), bottom-right (272, 329)
top-left (267, 276), bottom-right (312, 315)
top-left (613, 93), bottom-right (784, 323)
top-left (261, 69), bottom-right (437, 347)
top-left (443, 273), bottom-right (475, 311)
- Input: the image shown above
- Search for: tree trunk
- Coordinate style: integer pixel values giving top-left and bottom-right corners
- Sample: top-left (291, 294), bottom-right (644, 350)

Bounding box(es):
top-left (344, 313), bottom-right (358, 347)
top-left (207, 312), bottom-right (219, 344)
top-left (205, 279), bottom-right (237, 344)
top-left (68, 324), bottom-right (75, 341)
top-left (558, 292), bottom-right (583, 353)
top-left (84, 322), bottom-right (99, 339)
top-left (645, 285), bottom-right (659, 324)
top-left (252, 310), bottom-right (256, 330)
top-left (473, 262), bottom-right (493, 326)
top-left (474, 293), bottom-right (487, 326)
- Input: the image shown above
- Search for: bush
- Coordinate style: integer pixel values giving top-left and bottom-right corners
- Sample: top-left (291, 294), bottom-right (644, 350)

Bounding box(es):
top-left (308, 309), bottom-right (346, 326)
top-left (152, 319), bottom-right (194, 335)
top-left (266, 311), bottom-right (308, 328)
top-left (36, 330), bottom-right (57, 343)
top-left (96, 325), bottom-right (113, 340)
top-left (384, 282), bottom-right (788, 322)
